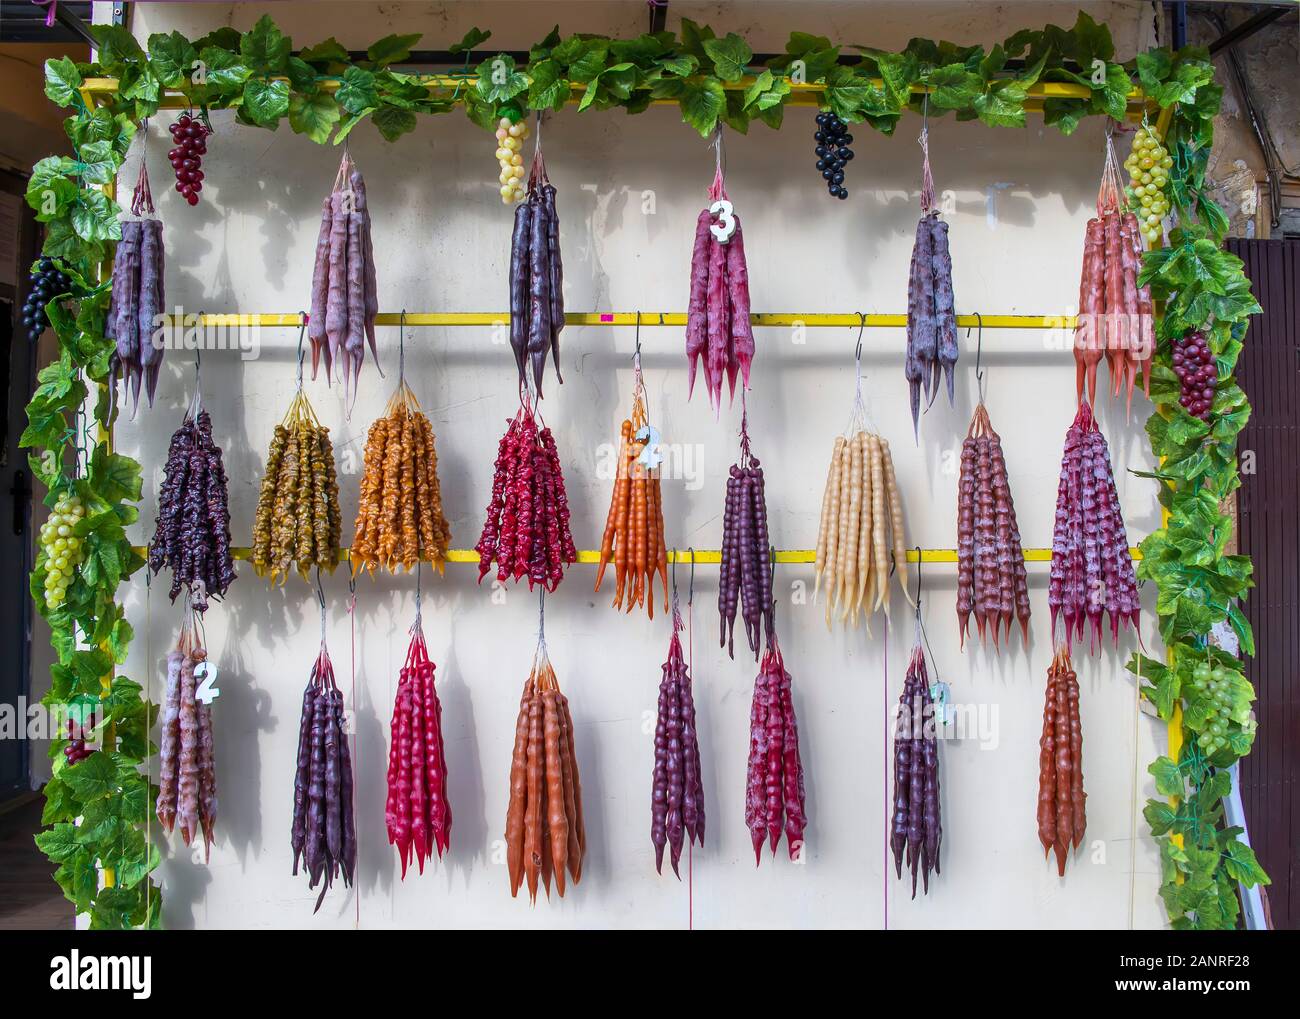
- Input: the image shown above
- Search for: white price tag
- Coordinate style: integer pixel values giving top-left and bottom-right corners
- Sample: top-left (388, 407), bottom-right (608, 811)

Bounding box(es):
top-left (635, 424), bottom-right (664, 469)
top-left (194, 661), bottom-right (221, 705)
top-left (708, 198), bottom-right (736, 243)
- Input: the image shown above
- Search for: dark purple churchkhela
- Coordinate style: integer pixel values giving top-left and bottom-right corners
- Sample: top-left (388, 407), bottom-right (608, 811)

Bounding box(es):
top-left (147, 408), bottom-right (236, 610)
top-left (650, 605), bottom-right (704, 876)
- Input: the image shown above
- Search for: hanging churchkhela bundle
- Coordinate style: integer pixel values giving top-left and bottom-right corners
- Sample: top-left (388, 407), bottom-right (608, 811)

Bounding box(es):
top-left (718, 413), bottom-right (772, 660)
top-left (307, 151), bottom-right (380, 407)
top-left (685, 143), bottom-right (754, 416)
top-left (1049, 401), bottom-right (1141, 648)
top-left (474, 400), bottom-right (577, 592)
top-left (250, 385), bottom-right (341, 583)
top-left (650, 595), bottom-right (705, 876)
top-left (594, 359), bottom-right (667, 617)
top-left (291, 625), bottom-right (356, 912)
top-left (1038, 644), bottom-right (1086, 876)
top-left (1073, 133), bottom-right (1154, 410)
top-left (107, 157), bottom-right (165, 416)
top-left (744, 628), bottom-right (807, 864)
top-left (350, 377), bottom-right (451, 573)
top-left (156, 598), bottom-right (217, 862)
top-left (508, 137), bottom-right (564, 396)
top-left (386, 610), bottom-right (452, 876)
top-left (504, 638), bottom-right (585, 902)
top-left (147, 395), bottom-right (236, 611)
top-left (904, 127), bottom-right (958, 439)
top-left (814, 363), bottom-right (912, 629)
top-left (891, 639), bottom-right (942, 897)
top-left (956, 403), bottom-right (1031, 648)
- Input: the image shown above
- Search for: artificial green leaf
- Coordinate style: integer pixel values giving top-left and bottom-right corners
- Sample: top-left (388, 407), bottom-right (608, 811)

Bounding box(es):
top-left (199, 47), bottom-right (252, 90)
top-left (527, 59), bottom-right (571, 111)
top-left (372, 105), bottom-right (417, 142)
top-left (925, 63), bottom-right (983, 109)
top-left (289, 92), bottom-right (340, 143)
top-left (702, 33), bottom-right (753, 82)
top-left (45, 57), bottom-right (83, 107)
top-left (476, 54), bottom-right (529, 102)
top-left (242, 78), bottom-right (291, 126)
top-left (35, 823), bottom-right (83, 863)
top-left (60, 752), bottom-right (118, 800)
top-left (335, 66), bottom-right (378, 114)
top-left (1149, 756), bottom-right (1184, 798)
top-left (450, 27), bottom-right (492, 55)
top-left (678, 78), bottom-right (726, 137)
top-left (299, 38), bottom-right (350, 67)
top-left (240, 14), bottom-right (291, 75)
top-left (367, 33), bottom-right (422, 67)
top-left (148, 32), bottom-right (198, 88)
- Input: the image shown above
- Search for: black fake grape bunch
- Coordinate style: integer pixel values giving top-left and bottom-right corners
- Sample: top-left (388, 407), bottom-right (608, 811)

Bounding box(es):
top-left (814, 111), bottom-right (855, 200)
top-left (168, 111), bottom-right (211, 206)
top-left (21, 256), bottom-right (70, 342)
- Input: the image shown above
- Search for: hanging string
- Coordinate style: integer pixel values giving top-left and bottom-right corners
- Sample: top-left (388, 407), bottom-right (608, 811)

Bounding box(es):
top-left (846, 312), bottom-right (869, 434)
top-left (185, 340), bottom-right (203, 422)
top-left (918, 94), bottom-right (934, 214)
top-left (315, 565), bottom-right (327, 650)
top-left (910, 546), bottom-right (941, 687)
top-left (412, 557), bottom-right (423, 632)
top-left (536, 586), bottom-right (547, 660)
top-left (709, 126), bottom-right (727, 200)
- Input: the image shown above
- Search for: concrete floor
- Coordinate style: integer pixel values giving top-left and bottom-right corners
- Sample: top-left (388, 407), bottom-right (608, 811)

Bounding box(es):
top-left (0, 795), bottom-right (71, 930)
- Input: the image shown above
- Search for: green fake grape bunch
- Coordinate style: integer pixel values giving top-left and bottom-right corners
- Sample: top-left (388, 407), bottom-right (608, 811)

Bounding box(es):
top-left (1123, 124), bottom-right (1174, 246)
top-left (1189, 660), bottom-right (1240, 758)
top-left (38, 492), bottom-right (86, 610)
top-left (495, 115), bottom-right (529, 205)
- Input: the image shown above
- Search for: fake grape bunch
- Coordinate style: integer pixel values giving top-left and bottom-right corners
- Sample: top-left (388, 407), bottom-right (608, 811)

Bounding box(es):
top-left (38, 492), bottom-right (86, 610)
top-left (813, 111), bottom-right (854, 199)
top-left (1123, 125), bottom-right (1173, 245)
top-left (495, 116), bottom-right (530, 204)
top-left (1172, 328), bottom-right (1217, 422)
top-left (62, 717), bottom-right (95, 765)
top-left (1191, 660), bottom-right (1240, 758)
top-left (168, 113), bottom-right (210, 206)
top-left (21, 257), bottom-right (69, 343)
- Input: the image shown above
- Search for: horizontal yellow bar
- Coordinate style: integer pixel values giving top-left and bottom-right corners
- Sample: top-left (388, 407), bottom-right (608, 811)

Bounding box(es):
top-left (169, 312), bottom-right (1076, 329)
top-left (130, 546), bottom-right (1140, 564)
top-left (80, 74), bottom-right (1146, 111)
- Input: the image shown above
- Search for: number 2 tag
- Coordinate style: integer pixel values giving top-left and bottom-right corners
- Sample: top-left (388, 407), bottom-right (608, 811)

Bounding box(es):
top-left (194, 661), bottom-right (221, 705)
top-left (709, 199), bottom-right (736, 243)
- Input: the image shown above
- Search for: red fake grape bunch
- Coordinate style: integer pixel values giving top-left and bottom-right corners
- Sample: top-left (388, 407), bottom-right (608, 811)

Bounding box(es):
top-left (1172, 329), bottom-right (1216, 422)
top-left (168, 113), bottom-right (210, 206)
top-left (62, 715), bottom-right (95, 765)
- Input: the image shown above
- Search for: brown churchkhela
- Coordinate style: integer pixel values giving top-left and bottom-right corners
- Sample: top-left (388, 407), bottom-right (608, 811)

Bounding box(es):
top-left (250, 387), bottom-right (341, 583)
top-left (955, 404), bottom-right (1030, 648)
top-left (350, 378), bottom-right (451, 574)
top-left (504, 645), bottom-right (585, 902)
top-left (1038, 645), bottom-right (1086, 875)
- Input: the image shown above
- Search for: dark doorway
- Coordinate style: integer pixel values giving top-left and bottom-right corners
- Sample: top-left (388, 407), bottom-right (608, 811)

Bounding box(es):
top-left (0, 166), bottom-right (38, 802)
top-left (1230, 237), bottom-right (1300, 930)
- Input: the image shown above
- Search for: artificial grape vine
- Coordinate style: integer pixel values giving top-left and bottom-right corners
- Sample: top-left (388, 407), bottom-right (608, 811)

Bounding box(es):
top-left (36, 489), bottom-right (87, 610)
top-left (25, 12), bottom-right (1264, 931)
top-left (1124, 122), bottom-right (1173, 245)
top-left (494, 115), bottom-right (529, 204)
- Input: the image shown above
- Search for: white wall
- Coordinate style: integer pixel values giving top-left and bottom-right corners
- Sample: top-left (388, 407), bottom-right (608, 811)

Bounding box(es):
top-left (109, 1), bottom-right (1170, 929)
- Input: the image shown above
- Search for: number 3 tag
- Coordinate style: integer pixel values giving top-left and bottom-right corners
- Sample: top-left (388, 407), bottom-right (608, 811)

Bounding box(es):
top-left (709, 199), bottom-right (736, 243)
top-left (194, 661), bottom-right (221, 705)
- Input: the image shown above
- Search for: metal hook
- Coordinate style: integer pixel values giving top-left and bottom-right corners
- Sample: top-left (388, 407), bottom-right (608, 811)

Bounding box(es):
top-left (854, 312), bottom-right (865, 364)
top-left (911, 545), bottom-right (923, 619)
top-left (967, 311), bottom-right (985, 401)
top-left (688, 547), bottom-right (696, 607)
top-left (295, 313), bottom-right (307, 391)
top-left (398, 309), bottom-right (407, 385)
top-left (633, 310), bottom-right (643, 364)
top-left (671, 546), bottom-right (678, 597)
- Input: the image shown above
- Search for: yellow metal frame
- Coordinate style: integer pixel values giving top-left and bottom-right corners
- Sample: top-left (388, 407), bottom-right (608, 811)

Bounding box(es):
top-left (79, 74), bottom-right (1152, 120)
top-left (168, 311), bottom-right (1076, 329)
top-left (129, 546), bottom-right (1139, 564)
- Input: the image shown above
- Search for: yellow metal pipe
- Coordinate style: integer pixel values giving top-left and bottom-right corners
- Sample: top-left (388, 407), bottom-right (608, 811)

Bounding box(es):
top-left (167, 312), bottom-right (1076, 329)
top-left (80, 74), bottom-right (1149, 115)
top-left (129, 546), bottom-right (1139, 565)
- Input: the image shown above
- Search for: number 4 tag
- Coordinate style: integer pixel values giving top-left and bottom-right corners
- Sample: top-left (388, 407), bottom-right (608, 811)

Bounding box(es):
top-left (194, 661), bottom-right (221, 705)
